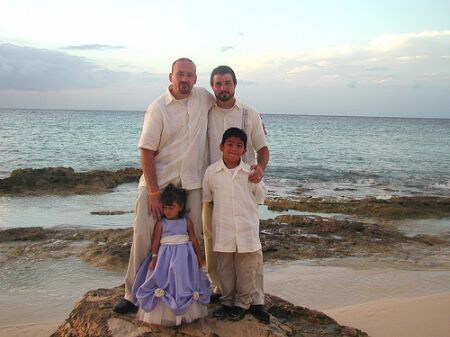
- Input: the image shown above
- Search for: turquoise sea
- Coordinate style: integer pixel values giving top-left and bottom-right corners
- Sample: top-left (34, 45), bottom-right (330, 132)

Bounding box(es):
top-left (0, 108), bottom-right (449, 229)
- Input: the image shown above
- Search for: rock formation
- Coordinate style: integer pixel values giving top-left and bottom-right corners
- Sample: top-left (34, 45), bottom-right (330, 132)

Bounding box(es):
top-left (0, 167), bottom-right (142, 196)
top-left (50, 286), bottom-right (368, 337)
top-left (266, 195), bottom-right (450, 219)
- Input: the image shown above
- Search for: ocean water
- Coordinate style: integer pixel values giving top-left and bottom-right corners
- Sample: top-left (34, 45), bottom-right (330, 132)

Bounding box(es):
top-left (1, 108), bottom-right (450, 328)
top-left (0, 108), bottom-right (449, 229)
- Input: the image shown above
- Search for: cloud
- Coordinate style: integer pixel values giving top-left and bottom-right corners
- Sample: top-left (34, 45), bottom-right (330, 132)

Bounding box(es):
top-left (287, 64), bottom-right (319, 75)
top-left (220, 46), bottom-right (234, 52)
top-left (237, 79), bottom-right (255, 85)
top-left (61, 44), bottom-right (126, 51)
top-left (370, 30), bottom-right (450, 52)
top-left (396, 55), bottom-right (428, 62)
top-left (0, 43), bottom-right (130, 90)
top-left (255, 30), bottom-right (450, 89)
top-left (365, 67), bottom-right (388, 72)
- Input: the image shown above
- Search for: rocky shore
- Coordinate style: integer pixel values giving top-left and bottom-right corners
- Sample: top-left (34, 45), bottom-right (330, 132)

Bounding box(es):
top-left (0, 167), bottom-right (142, 196)
top-left (1, 211), bottom-right (449, 271)
top-left (50, 286), bottom-right (368, 337)
top-left (266, 195), bottom-right (450, 219)
top-left (1, 188), bottom-right (449, 337)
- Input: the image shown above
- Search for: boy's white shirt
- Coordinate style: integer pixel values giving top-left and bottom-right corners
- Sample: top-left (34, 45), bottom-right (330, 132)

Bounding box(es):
top-left (202, 159), bottom-right (267, 253)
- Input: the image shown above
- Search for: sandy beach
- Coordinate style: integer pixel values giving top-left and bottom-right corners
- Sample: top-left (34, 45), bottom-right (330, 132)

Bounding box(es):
top-left (1, 171), bottom-right (449, 336)
top-left (2, 258), bottom-right (449, 337)
top-left (0, 322), bottom-right (59, 337)
top-left (263, 260), bottom-right (450, 337)
top-left (327, 292), bottom-right (450, 337)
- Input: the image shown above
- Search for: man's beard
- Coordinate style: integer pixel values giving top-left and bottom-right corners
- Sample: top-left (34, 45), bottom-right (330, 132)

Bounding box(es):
top-left (216, 91), bottom-right (234, 102)
top-left (178, 82), bottom-right (191, 94)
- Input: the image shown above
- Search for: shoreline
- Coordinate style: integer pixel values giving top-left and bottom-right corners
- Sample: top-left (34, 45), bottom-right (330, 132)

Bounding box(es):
top-left (264, 260), bottom-right (450, 337)
top-left (1, 173), bottom-right (449, 337)
top-left (326, 292), bottom-right (450, 337)
top-left (0, 322), bottom-right (59, 337)
top-left (1, 258), bottom-right (449, 337)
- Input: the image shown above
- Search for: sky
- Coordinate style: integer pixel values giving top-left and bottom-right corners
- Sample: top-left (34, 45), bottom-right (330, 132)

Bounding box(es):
top-left (1, 0), bottom-right (450, 118)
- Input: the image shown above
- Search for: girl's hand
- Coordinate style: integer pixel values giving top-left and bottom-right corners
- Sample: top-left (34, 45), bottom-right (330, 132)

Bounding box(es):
top-left (149, 258), bottom-right (157, 270)
top-left (198, 257), bottom-right (206, 268)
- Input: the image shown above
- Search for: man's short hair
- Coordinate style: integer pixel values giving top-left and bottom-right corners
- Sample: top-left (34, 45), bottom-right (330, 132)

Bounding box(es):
top-left (221, 127), bottom-right (247, 149)
top-left (210, 65), bottom-right (237, 86)
top-left (171, 57), bottom-right (196, 72)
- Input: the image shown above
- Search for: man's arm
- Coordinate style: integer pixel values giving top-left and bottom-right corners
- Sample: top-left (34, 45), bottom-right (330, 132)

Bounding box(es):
top-left (141, 148), bottom-right (163, 220)
top-left (249, 146), bottom-right (269, 183)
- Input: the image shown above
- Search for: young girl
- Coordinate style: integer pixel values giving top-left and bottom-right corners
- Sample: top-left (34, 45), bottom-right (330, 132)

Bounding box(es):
top-left (131, 184), bottom-right (210, 326)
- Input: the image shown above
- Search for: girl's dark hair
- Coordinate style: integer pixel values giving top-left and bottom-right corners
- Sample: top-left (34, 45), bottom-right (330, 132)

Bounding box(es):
top-left (160, 183), bottom-right (187, 218)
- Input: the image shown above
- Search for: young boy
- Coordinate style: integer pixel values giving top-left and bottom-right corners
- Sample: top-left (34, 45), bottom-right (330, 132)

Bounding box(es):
top-left (202, 127), bottom-right (267, 321)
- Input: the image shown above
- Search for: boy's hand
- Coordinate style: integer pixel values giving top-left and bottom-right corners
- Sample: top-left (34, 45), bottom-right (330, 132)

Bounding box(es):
top-left (249, 164), bottom-right (264, 183)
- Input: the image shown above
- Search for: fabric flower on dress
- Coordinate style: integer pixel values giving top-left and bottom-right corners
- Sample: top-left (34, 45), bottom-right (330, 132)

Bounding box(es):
top-left (192, 291), bottom-right (200, 301)
top-left (155, 288), bottom-right (165, 297)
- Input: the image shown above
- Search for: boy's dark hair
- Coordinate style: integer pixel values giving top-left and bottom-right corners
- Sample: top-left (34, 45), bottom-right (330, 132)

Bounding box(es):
top-left (160, 183), bottom-right (187, 218)
top-left (221, 127), bottom-right (247, 149)
top-left (210, 65), bottom-right (237, 86)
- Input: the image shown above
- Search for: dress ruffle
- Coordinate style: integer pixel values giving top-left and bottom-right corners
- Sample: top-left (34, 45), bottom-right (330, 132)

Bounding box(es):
top-left (131, 217), bottom-right (210, 326)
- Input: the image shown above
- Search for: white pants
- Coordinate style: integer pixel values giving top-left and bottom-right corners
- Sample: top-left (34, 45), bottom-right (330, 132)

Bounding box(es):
top-left (124, 186), bottom-right (203, 302)
top-left (202, 202), bottom-right (265, 305)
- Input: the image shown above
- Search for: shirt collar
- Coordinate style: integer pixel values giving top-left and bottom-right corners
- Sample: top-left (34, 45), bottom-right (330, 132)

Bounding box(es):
top-left (215, 158), bottom-right (250, 173)
top-left (164, 85), bottom-right (193, 106)
top-left (213, 98), bottom-right (243, 111)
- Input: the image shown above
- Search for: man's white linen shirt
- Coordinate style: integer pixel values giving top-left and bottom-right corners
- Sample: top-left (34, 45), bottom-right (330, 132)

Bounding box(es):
top-left (202, 159), bottom-right (267, 253)
top-left (207, 100), bottom-right (267, 165)
top-left (138, 87), bottom-right (214, 190)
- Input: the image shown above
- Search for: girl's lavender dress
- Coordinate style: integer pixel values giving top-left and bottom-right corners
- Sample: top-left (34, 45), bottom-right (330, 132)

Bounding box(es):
top-left (132, 217), bottom-right (210, 326)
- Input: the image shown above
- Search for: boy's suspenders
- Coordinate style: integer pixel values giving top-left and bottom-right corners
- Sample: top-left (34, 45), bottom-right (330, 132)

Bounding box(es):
top-left (207, 106), bottom-right (249, 165)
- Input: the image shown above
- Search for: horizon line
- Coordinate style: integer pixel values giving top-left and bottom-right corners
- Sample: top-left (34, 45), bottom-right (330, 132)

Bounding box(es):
top-left (0, 107), bottom-right (449, 120)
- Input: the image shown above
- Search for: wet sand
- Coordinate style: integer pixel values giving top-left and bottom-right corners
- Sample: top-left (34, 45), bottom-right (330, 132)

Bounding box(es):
top-left (1, 193), bottom-right (448, 336)
top-left (327, 292), bottom-right (450, 337)
top-left (263, 259), bottom-right (450, 337)
top-left (1, 258), bottom-right (450, 337)
top-left (0, 322), bottom-right (58, 337)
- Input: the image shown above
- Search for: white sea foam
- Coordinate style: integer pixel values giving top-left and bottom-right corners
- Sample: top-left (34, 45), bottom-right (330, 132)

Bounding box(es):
top-left (431, 179), bottom-right (450, 190)
top-left (375, 194), bottom-right (393, 200)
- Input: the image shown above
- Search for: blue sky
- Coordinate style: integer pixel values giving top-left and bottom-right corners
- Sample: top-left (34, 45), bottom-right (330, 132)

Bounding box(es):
top-left (1, 0), bottom-right (449, 117)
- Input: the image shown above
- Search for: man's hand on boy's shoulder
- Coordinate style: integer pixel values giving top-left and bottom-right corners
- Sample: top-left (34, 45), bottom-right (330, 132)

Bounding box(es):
top-left (248, 164), bottom-right (264, 183)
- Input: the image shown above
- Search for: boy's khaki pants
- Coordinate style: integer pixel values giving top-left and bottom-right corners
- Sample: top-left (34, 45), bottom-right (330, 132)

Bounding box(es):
top-left (216, 250), bottom-right (261, 309)
top-left (202, 202), bottom-right (265, 304)
top-left (124, 186), bottom-right (203, 303)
